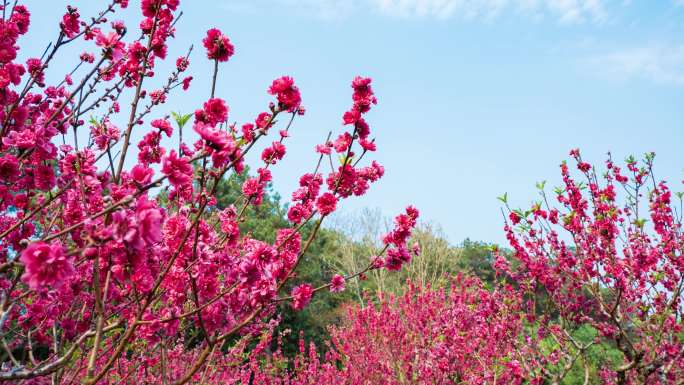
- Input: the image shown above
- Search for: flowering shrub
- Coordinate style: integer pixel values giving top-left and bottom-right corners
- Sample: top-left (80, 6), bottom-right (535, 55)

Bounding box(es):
top-left (498, 151), bottom-right (684, 384)
top-left (0, 1), bottom-right (418, 383)
top-left (312, 276), bottom-right (528, 384)
top-left (142, 275), bottom-right (527, 385)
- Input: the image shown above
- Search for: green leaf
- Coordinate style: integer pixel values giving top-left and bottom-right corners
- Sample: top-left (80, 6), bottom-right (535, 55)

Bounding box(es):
top-left (652, 271), bottom-right (664, 282)
top-left (339, 155), bottom-right (353, 165)
top-left (172, 111), bottom-right (192, 130)
top-left (633, 218), bottom-right (647, 229)
top-left (497, 192), bottom-right (508, 204)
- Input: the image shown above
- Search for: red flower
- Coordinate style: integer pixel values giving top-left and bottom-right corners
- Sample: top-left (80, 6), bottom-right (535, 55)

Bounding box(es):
top-left (316, 192), bottom-right (337, 216)
top-left (176, 56), bottom-right (189, 71)
top-left (202, 28), bottom-right (234, 62)
top-left (268, 76), bottom-right (302, 112)
top-left (151, 118), bottom-right (173, 137)
top-left (34, 165), bottom-right (55, 190)
top-left (315, 143), bottom-right (332, 155)
top-left (181, 76), bottom-right (193, 90)
top-left (342, 109), bottom-right (360, 125)
top-left (130, 164), bottom-right (154, 185)
top-left (60, 6), bottom-right (80, 38)
top-left (10, 5), bottom-right (30, 35)
top-left (261, 141), bottom-right (286, 164)
top-left (79, 52), bottom-right (94, 63)
top-left (330, 274), bottom-right (345, 293)
top-left (333, 132), bottom-right (353, 153)
top-left (95, 31), bottom-right (125, 60)
top-left (287, 204), bottom-right (309, 224)
top-left (20, 241), bottom-right (73, 290)
top-left (193, 121), bottom-right (231, 152)
top-left (26, 58), bottom-right (43, 85)
top-left (255, 112), bottom-right (273, 132)
top-left (0, 155), bottom-right (19, 182)
top-left (351, 76), bottom-right (377, 113)
top-left (291, 283), bottom-right (313, 310)
top-left (161, 150), bottom-right (193, 187)
top-left (140, 0), bottom-right (177, 17)
top-left (135, 198), bottom-right (164, 246)
top-left (195, 98), bottom-right (228, 126)
top-left (359, 138), bottom-right (376, 152)
top-left (241, 123), bottom-right (255, 142)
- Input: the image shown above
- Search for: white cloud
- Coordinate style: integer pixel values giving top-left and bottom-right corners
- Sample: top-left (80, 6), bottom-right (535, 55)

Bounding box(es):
top-left (225, 0), bottom-right (611, 22)
top-left (371, 0), bottom-right (608, 23)
top-left (219, 0), bottom-right (358, 20)
top-left (584, 44), bottom-right (684, 85)
top-left (373, 0), bottom-right (504, 20)
top-left (274, 0), bottom-right (358, 20)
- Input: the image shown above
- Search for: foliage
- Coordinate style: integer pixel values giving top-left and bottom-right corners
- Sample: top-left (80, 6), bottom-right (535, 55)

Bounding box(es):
top-left (213, 167), bottom-right (289, 243)
top-left (325, 212), bottom-right (497, 297)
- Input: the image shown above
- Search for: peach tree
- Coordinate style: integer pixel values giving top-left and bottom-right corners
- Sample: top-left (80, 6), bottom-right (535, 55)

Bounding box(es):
top-left (0, 0), bottom-right (418, 383)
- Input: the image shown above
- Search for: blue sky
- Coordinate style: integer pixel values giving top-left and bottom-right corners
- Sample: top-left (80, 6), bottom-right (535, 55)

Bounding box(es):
top-left (20, 0), bottom-right (684, 245)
